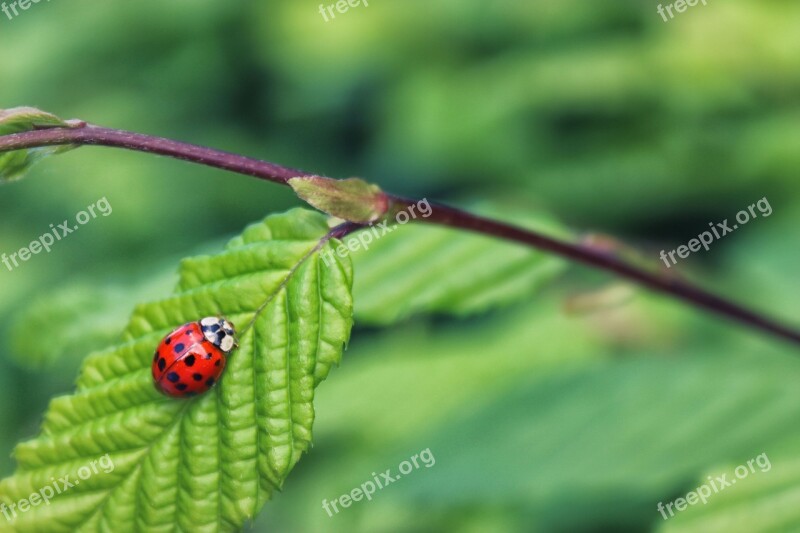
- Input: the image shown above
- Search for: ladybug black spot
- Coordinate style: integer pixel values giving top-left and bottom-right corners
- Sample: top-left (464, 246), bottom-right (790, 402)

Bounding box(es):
top-left (205, 377), bottom-right (215, 388)
top-left (215, 359), bottom-right (221, 367)
top-left (167, 372), bottom-right (180, 383)
top-left (158, 358), bottom-right (167, 371)
top-left (192, 373), bottom-right (203, 381)
top-left (174, 343), bottom-right (185, 353)
top-left (184, 355), bottom-right (196, 367)
top-left (165, 337), bottom-right (172, 345)
top-left (205, 352), bottom-right (213, 360)
top-left (176, 383), bottom-right (188, 391)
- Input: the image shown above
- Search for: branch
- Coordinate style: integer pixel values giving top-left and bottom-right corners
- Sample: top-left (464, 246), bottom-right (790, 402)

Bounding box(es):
top-left (2, 124), bottom-right (799, 347)
top-left (0, 124), bottom-right (312, 185)
top-left (394, 199), bottom-right (800, 345)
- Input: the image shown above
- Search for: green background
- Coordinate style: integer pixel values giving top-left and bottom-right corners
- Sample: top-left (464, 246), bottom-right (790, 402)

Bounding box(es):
top-left (1, 1), bottom-right (799, 531)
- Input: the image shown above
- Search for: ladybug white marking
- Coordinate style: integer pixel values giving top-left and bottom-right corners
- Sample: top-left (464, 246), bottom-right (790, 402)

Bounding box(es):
top-left (200, 316), bottom-right (238, 354)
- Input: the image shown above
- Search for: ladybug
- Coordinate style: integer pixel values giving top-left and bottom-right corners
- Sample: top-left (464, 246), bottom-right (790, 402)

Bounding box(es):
top-left (152, 316), bottom-right (238, 398)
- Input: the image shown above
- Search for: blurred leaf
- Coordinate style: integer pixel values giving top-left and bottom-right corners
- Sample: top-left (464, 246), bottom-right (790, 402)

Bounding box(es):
top-left (0, 208), bottom-right (354, 532)
top-left (0, 366), bottom-right (13, 475)
top-left (254, 296), bottom-right (602, 532)
top-left (350, 208), bottom-right (570, 324)
top-left (0, 107), bottom-right (73, 183)
top-left (384, 352), bottom-right (800, 532)
top-left (659, 451), bottom-right (800, 533)
top-left (10, 286), bottom-right (133, 371)
top-left (256, 316), bottom-right (800, 532)
top-left (8, 246), bottom-right (210, 372)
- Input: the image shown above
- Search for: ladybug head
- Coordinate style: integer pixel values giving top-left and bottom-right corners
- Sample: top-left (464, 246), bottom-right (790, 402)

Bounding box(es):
top-left (200, 316), bottom-right (238, 353)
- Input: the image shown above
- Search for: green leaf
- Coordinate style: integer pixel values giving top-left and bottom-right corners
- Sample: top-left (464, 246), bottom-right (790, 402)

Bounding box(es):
top-left (255, 287), bottom-right (800, 533)
top-left (8, 252), bottom-right (197, 371)
top-left (7, 240), bottom-right (237, 372)
top-left (0, 107), bottom-right (73, 183)
top-left (251, 295), bottom-right (603, 532)
top-left (288, 176), bottom-right (389, 224)
top-left (658, 449), bottom-right (800, 533)
top-left (350, 207), bottom-right (570, 324)
top-left (380, 352), bottom-right (800, 532)
top-left (0, 208), bottom-right (354, 532)
top-left (10, 286), bottom-right (140, 371)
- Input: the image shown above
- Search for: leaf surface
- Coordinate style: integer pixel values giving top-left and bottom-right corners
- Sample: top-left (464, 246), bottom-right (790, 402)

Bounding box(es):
top-left (0, 208), bottom-right (354, 532)
top-left (350, 208), bottom-right (569, 324)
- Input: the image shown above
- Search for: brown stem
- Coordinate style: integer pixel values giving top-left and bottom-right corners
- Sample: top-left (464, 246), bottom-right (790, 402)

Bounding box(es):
top-left (392, 199), bottom-right (800, 345)
top-left (2, 125), bottom-right (799, 346)
top-left (2, 124), bottom-right (312, 184)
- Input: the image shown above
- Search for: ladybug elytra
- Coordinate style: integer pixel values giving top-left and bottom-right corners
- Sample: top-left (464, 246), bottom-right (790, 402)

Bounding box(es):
top-left (152, 317), bottom-right (238, 398)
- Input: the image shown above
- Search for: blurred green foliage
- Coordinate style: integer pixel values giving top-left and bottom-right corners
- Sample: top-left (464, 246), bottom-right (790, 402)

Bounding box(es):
top-left (1, 0), bottom-right (799, 531)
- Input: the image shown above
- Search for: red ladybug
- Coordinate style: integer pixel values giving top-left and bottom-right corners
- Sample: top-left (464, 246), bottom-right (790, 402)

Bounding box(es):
top-left (152, 317), bottom-right (238, 398)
